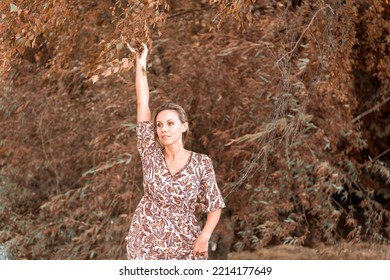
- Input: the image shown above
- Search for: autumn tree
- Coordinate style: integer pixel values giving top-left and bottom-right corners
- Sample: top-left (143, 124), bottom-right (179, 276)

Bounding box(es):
top-left (0, 0), bottom-right (389, 259)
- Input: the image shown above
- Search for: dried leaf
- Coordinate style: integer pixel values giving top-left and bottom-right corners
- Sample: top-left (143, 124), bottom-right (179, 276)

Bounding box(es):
top-left (102, 68), bottom-right (112, 77)
top-left (122, 58), bottom-right (130, 69)
top-left (91, 75), bottom-right (99, 84)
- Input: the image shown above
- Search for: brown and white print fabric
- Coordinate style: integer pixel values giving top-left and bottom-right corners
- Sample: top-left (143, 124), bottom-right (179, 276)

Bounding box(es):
top-left (126, 121), bottom-right (226, 260)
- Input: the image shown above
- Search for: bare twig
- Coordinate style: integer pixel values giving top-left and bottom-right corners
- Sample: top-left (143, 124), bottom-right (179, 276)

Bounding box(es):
top-left (370, 148), bottom-right (390, 163)
top-left (167, 6), bottom-right (213, 19)
top-left (352, 95), bottom-right (390, 123)
top-left (39, 102), bottom-right (61, 194)
top-left (274, 5), bottom-right (334, 66)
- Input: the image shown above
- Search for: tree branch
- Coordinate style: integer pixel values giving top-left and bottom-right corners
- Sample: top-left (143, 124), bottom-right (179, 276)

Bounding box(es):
top-left (370, 147), bottom-right (390, 163)
top-left (352, 95), bottom-right (390, 123)
top-left (274, 5), bottom-right (334, 66)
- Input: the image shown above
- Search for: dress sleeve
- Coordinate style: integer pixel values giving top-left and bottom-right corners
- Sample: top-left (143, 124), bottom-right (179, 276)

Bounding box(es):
top-left (136, 121), bottom-right (157, 159)
top-left (198, 155), bottom-right (226, 213)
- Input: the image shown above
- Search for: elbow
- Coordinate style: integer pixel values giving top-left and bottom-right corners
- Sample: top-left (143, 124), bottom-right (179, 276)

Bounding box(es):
top-left (136, 95), bottom-right (149, 107)
top-left (209, 208), bottom-right (222, 217)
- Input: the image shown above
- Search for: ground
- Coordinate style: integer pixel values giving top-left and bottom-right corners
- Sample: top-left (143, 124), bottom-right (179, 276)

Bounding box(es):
top-left (228, 242), bottom-right (390, 260)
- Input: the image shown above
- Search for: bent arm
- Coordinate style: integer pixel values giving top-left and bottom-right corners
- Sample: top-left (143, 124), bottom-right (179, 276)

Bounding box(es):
top-left (193, 208), bottom-right (222, 256)
top-left (135, 44), bottom-right (151, 122)
top-left (200, 208), bottom-right (222, 240)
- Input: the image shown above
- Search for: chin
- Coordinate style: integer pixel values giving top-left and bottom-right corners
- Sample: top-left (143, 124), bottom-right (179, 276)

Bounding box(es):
top-left (159, 137), bottom-right (177, 146)
top-left (161, 140), bottom-right (173, 146)
top-left (158, 138), bottom-right (169, 145)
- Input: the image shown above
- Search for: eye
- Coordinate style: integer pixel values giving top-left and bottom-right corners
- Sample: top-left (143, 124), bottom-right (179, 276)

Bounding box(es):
top-left (168, 121), bottom-right (174, 126)
top-left (156, 123), bottom-right (163, 128)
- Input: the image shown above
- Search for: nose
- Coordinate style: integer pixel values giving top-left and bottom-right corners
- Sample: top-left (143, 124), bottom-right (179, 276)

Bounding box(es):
top-left (160, 124), bottom-right (168, 132)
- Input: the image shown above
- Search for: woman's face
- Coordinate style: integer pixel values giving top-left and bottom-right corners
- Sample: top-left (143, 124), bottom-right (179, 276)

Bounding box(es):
top-left (156, 110), bottom-right (187, 147)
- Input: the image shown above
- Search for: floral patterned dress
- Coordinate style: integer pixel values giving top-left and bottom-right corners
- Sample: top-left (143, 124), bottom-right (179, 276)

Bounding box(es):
top-left (126, 121), bottom-right (226, 260)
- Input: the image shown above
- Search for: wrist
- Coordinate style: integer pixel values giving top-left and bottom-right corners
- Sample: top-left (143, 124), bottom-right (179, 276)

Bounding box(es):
top-left (199, 232), bottom-right (211, 240)
top-left (136, 60), bottom-right (146, 68)
top-left (136, 60), bottom-right (146, 75)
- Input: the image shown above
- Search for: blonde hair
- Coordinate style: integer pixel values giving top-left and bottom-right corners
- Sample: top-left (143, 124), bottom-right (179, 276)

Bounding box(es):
top-left (153, 103), bottom-right (189, 145)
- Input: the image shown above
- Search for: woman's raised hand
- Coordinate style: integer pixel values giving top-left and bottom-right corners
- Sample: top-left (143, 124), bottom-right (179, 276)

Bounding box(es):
top-left (138, 43), bottom-right (148, 69)
top-left (127, 42), bottom-right (148, 69)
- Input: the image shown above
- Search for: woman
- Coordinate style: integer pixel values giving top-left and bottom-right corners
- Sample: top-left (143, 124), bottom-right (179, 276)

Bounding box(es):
top-left (125, 43), bottom-right (225, 260)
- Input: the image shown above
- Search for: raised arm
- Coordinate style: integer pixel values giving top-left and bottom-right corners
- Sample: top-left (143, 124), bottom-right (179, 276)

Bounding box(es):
top-left (132, 43), bottom-right (151, 122)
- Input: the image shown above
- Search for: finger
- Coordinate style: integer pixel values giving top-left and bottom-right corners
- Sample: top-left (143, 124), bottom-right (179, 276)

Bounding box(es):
top-left (194, 250), bottom-right (207, 258)
top-left (193, 247), bottom-right (201, 256)
top-left (140, 46), bottom-right (148, 57)
top-left (141, 42), bottom-right (148, 50)
top-left (196, 251), bottom-right (208, 259)
top-left (126, 43), bottom-right (136, 53)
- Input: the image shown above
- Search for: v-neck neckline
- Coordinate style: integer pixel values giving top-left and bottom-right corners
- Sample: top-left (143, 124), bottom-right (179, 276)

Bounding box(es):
top-left (162, 150), bottom-right (193, 177)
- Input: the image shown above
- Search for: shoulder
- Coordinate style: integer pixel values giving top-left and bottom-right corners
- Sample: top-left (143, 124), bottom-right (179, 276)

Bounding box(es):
top-left (191, 152), bottom-right (214, 170)
top-left (192, 151), bottom-right (210, 162)
top-left (136, 120), bottom-right (154, 130)
top-left (136, 121), bottom-right (155, 138)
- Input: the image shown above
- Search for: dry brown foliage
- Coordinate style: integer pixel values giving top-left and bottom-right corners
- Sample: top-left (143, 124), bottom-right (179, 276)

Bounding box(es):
top-left (1, 0), bottom-right (389, 259)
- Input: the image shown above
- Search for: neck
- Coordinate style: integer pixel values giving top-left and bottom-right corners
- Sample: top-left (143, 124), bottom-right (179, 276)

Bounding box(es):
top-left (164, 144), bottom-right (186, 161)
